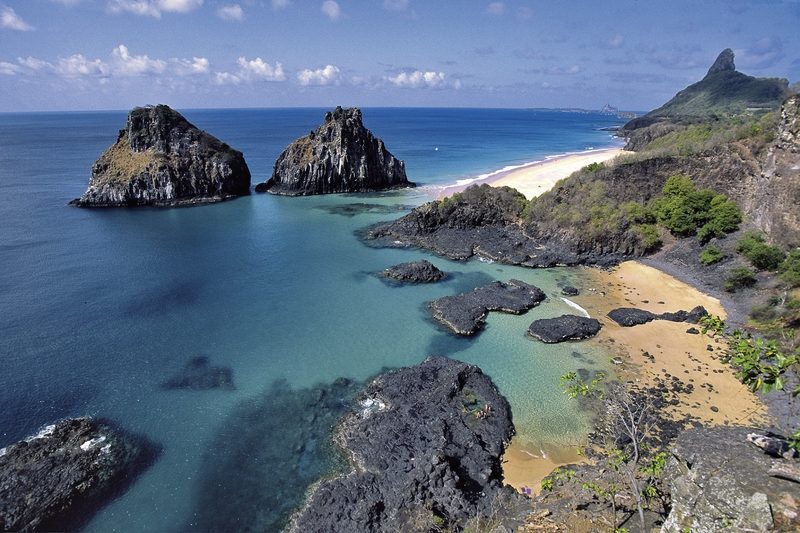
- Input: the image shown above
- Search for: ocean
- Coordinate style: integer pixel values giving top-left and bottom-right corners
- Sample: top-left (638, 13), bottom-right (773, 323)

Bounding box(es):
top-left (0, 108), bottom-right (624, 531)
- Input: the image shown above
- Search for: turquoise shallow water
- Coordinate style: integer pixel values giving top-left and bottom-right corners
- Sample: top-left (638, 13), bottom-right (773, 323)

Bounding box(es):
top-left (0, 108), bottom-right (623, 531)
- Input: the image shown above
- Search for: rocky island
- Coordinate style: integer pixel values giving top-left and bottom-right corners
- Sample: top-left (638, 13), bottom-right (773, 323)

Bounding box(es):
top-left (256, 106), bottom-right (413, 195)
top-left (0, 417), bottom-right (158, 531)
top-left (70, 104), bottom-right (251, 207)
top-left (290, 357), bottom-right (527, 532)
top-left (379, 259), bottom-right (447, 283)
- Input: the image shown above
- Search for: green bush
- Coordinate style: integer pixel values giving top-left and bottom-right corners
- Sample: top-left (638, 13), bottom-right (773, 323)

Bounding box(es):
top-left (737, 231), bottom-right (786, 270)
top-left (697, 195), bottom-right (742, 243)
top-left (725, 266), bottom-right (757, 292)
top-left (780, 250), bottom-right (800, 287)
top-left (699, 245), bottom-right (725, 265)
top-left (634, 224), bottom-right (662, 252)
top-left (653, 175), bottom-right (741, 241)
top-left (584, 162), bottom-right (606, 172)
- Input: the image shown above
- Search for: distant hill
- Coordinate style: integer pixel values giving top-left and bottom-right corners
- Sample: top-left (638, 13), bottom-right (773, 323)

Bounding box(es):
top-left (624, 49), bottom-right (789, 131)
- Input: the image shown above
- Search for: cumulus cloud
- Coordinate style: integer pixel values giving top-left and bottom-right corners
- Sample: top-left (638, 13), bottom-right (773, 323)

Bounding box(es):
top-left (383, 0), bottom-right (408, 10)
top-left (387, 70), bottom-right (448, 89)
top-left (215, 56), bottom-right (285, 84)
top-left (112, 44), bottom-right (166, 75)
top-left (217, 4), bottom-right (244, 21)
top-left (57, 54), bottom-right (110, 77)
top-left (1, 5), bottom-right (34, 31)
top-left (0, 61), bottom-right (21, 75)
top-left (321, 0), bottom-right (340, 20)
top-left (107, 0), bottom-right (202, 18)
top-left (485, 2), bottom-right (504, 15)
top-left (297, 64), bottom-right (341, 86)
top-left (173, 56), bottom-right (209, 75)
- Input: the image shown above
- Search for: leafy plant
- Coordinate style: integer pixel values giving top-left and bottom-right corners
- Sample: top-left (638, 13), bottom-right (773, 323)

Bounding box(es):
top-left (584, 162), bottom-right (606, 172)
top-left (780, 249), bottom-right (800, 287)
top-left (737, 231), bottom-right (786, 270)
top-left (560, 371), bottom-right (605, 399)
top-left (699, 314), bottom-right (725, 335)
top-left (699, 245), bottom-right (725, 265)
top-left (725, 266), bottom-right (756, 292)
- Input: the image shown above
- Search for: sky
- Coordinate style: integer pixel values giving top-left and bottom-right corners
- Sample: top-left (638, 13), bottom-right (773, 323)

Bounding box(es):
top-left (0, 0), bottom-right (798, 112)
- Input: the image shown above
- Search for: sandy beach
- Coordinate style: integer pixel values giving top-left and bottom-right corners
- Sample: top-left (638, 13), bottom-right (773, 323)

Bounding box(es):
top-left (437, 147), bottom-right (629, 200)
top-left (502, 260), bottom-right (770, 494)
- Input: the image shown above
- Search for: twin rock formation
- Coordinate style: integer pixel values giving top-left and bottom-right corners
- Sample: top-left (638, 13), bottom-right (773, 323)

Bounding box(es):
top-left (72, 105), bottom-right (411, 207)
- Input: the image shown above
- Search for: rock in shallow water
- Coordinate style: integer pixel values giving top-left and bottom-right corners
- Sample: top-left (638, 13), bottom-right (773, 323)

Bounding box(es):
top-left (160, 356), bottom-right (234, 390)
top-left (70, 104), bottom-right (251, 207)
top-left (0, 417), bottom-right (158, 532)
top-left (527, 314), bottom-right (602, 343)
top-left (380, 259), bottom-right (447, 283)
top-left (290, 356), bottom-right (527, 532)
top-left (257, 106), bottom-right (414, 196)
top-left (429, 279), bottom-right (546, 336)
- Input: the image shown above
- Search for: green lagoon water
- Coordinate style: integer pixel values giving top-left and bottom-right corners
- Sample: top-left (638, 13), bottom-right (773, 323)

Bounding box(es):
top-left (0, 108), bottom-right (622, 531)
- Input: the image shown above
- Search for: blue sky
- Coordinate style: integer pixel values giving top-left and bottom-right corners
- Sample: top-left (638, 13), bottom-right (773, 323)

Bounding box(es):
top-left (0, 0), bottom-right (798, 111)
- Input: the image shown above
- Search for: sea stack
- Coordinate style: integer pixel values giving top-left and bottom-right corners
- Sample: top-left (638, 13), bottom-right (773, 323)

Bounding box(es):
top-left (256, 106), bottom-right (413, 195)
top-left (70, 105), bottom-right (251, 207)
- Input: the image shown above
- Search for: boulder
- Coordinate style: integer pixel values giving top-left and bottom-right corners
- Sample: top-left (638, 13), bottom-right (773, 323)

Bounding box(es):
top-left (258, 107), bottom-right (413, 195)
top-left (662, 426), bottom-right (800, 532)
top-left (607, 308), bottom-right (657, 327)
top-left (70, 105), bottom-right (251, 207)
top-left (527, 314), bottom-right (602, 343)
top-left (561, 286), bottom-right (580, 296)
top-left (429, 279), bottom-right (546, 336)
top-left (290, 357), bottom-right (527, 532)
top-left (0, 417), bottom-right (158, 531)
top-left (380, 260), bottom-right (447, 283)
top-left (160, 356), bottom-right (234, 390)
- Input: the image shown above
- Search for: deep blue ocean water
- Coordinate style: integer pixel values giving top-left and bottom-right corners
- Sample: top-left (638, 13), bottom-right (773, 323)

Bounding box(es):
top-left (0, 108), bottom-right (624, 531)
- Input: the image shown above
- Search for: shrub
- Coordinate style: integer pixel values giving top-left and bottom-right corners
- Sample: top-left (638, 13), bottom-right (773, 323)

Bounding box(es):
top-left (780, 250), bottom-right (800, 287)
top-left (634, 224), bottom-right (661, 252)
top-left (699, 245), bottom-right (725, 265)
top-left (697, 195), bottom-right (742, 243)
top-left (584, 162), bottom-right (606, 172)
top-left (737, 231), bottom-right (786, 270)
top-left (653, 175), bottom-right (741, 240)
top-left (725, 266), bottom-right (757, 292)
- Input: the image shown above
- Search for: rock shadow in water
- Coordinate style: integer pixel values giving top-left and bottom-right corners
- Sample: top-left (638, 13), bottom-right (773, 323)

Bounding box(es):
top-left (184, 377), bottom-right (362, 532)
top-left (122, 279), bottom-right (201, 318)
top-left (159, 356), bottom-right (234, 391)
top-left (316, 202), bottom-right (416, 218)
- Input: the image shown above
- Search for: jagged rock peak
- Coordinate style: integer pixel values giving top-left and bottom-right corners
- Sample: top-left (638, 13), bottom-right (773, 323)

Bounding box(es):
top-left (70, 104), bottom-right (251, 207)
top-left (706, 48), bottom-right (735, 76)
top-left (256, 106), bottom-right (414, 196)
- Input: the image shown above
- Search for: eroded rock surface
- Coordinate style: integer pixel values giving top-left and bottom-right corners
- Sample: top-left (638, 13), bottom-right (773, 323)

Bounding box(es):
top-left (258, 107), bottom-right (413, 195)
top-left (71, 105), bottom-right (251, 207)
top-left (290, 356), bottom-right (527, 532)
top-left (527, 314), bottom-right (602, 343)
top-left (380, 260), bottom-right (447, 283)
top-left (429, 279), bottom-right (546, 335)
top-left (0, 417), bottom-right (158, 531)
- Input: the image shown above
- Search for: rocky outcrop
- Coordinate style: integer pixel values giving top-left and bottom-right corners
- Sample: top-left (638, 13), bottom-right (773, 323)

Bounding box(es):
top-left (607, 306), bottom-right (708, 327)
top-left (257, 107), bottom-right (413, 195)
top-left (380, 260), bottom-right (447, 283)
top-left (0, 417), bottom-right (158, 531)
top-left (71, 105), bottom-right (250, 207)
top-left (429, 279), bottom-right (546, 336)
top-left (290, 357), bottom-right (527, 532)
top-left (662, 426), bottom-right (800, 532)
top-left (561, 286), bottom-right (580, 296)
top-left (527, 315), bottom-right (602, 343)
top-left (160, 356), bottom-right (234, 390)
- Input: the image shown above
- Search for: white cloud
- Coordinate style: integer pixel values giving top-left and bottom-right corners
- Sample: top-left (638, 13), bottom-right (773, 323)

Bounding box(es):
top-left (271, 0), bottom-right (290, 8)
top-left (57, 54), bottom-right (110, 77)
top-left (297, 64), bottom-right (341, 86)
top-left (217, 4), bottom-right (243, 20)
top-left (485, 2), bottom-right (504, 15)
top-left (387, 70), bottom-right (447, 89)
top-left (0, 61), bottom-right (21, 75)
top-left (112, 44), bottom-right (166, 75)
top-left (383, 0), bottom-right (408, 10)
top-left (321, 0), bottom-right (340, 20)
top-left (607, 33), bottom-right (624, 49)
top-left (107, 0), bottom-right (202, 18)
top-left (215, 71), bottom-right (241, 85)
top-left (50, 0), bottom-right (84, 6)
top-left (215, 56), bottom-right (285, 84)
top-left (173, 56), bottom-right (209, 75)
top-left (1, 6), bottom-right (34, 31)
top-left (17, 56), bottom-right (50, 71)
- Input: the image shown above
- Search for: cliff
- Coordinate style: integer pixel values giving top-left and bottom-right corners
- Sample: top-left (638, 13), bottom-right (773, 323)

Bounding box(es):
top-left (256, 106), bottom-right (413, 195)
top-left (70, 105), bottom-right (251, 207)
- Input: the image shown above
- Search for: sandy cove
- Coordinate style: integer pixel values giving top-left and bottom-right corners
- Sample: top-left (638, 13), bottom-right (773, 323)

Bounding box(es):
top-left (437, 147), bottom-right (629, 200)
top-left (502, 261), bottom-right (770, 494)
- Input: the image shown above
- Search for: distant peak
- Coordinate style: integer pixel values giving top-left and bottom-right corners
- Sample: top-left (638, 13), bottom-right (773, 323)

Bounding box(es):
top-left (706, 48), bottom-right (735, 76)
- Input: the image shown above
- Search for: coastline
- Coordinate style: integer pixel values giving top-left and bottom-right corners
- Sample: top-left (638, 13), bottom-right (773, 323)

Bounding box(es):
top-left (435, 146), bottom-right (629, 200)
top-left (501, 260), bottom-right (770, 494)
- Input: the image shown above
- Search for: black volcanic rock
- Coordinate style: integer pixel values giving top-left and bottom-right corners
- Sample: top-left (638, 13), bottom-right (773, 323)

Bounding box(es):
top-left (380, 259), bottom-right (447, 283)
top-left (0, 417), bottom-right (158, 531)
top-left (608, 306), bottom-right (708, 327)
top-left (429, 279), bottom-right (546, 336)
top-left (561, 286), bottom-right (580, 296)
top-left (70, 105), bottom-right (251, 207)
top-left (290, 357), bottom-right (527, 532)
top-left (258, 107), bottom-right (413, 196)
top-left (160, 356), bottom-right (234, 390)
top-left (527, 314), bottom-right (602, 343)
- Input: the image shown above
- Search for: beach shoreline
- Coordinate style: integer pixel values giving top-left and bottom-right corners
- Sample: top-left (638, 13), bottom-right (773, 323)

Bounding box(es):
top-left (435, 146), bottom-right (629, 200)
